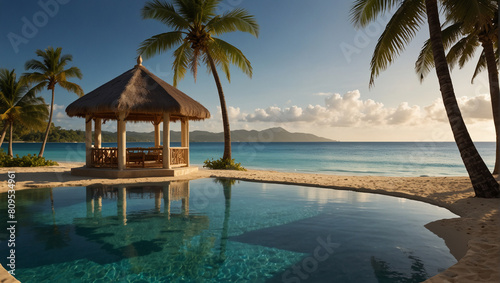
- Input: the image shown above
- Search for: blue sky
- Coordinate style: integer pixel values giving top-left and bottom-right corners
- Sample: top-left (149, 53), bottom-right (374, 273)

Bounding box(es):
top-left (0, 0), bottom-right (494, 141)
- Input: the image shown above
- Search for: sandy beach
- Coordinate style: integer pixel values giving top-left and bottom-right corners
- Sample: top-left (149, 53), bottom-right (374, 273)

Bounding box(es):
top-left (0, 163), bottom-right (498, 282)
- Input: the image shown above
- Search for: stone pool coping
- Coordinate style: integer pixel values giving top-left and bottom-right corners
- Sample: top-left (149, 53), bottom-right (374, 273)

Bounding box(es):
top-left (0, 162), bottom-right (498, 282)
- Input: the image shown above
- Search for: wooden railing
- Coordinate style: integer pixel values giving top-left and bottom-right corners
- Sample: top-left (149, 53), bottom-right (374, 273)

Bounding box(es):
top-left (170, 147), bottom-right (188, 167)
top-left (90, 147), bottom-right (188, 168)
top-left (126, 147), bottom-right (163, 168)
top-left (91, 147), bottom-right (118, 168)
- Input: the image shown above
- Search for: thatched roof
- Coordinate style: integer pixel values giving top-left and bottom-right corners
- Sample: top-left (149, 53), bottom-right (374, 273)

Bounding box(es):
top-left (66, 58), bottom-right (210, 122)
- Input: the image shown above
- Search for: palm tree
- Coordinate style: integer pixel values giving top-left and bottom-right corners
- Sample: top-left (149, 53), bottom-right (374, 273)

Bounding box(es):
top-left (138, 0), bottom-right (259, 161)
top-left (415, 2), bottom-right (499, 174)
top-left (24, 46), bottom-right (84, 157)
top-left (0, 69), bottom-right (48, 157)
top-left (351, 0), bottom-right (500, 197)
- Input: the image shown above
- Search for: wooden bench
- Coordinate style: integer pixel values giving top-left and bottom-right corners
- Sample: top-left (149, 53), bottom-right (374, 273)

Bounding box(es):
top-left (127, 152), bottom-right (145, 168)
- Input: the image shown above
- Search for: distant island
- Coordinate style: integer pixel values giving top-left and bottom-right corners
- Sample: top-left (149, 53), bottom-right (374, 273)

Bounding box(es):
top-left (13, 126), bottom-right (335, 143)
top-left (186, 127), bottom-right (335, 142)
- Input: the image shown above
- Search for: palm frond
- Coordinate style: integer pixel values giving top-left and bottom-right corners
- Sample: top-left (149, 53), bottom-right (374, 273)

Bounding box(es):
top-left (142, 0), bottom-right (190, 29)
top-left (176, 0), bottom-right (202, 24)
top-left (137, 31), bottom-right (185, 59)
top-left (368, 0), bottom-right (426, 87)
top-left (59, 81), bottom-right (84, 97)
top-left (203, 50), bottom-right (231, 82)
top-left (457, 35), bottom-right (480, 69)
top-left (190, 47), bottom-right (202, 81)
top-left (206, 8), bottom-right (259, 37)
top-left (442, 0), bottom-right (497, 31)
top-left (415, 22), bottom-right (464, 82)
top-left (172, 41), bottom-right (193, 87)
top-left (28, 82), bottom-right (48, 95)
top-left (59, 54), bottom-right (73, 64)
top-left (210, 38), bottom-right (252, 79)
top-left (415, 39), bottom-right (434, 82)
top-left (0, 69), bottom-right (48, 131)
top-left (446, 37), bottom-right (469, 70)
top-left (25, 59), bottom-right (49, 73)
top-left (62, 67), bottom-right (83, 80)
top-left (196, 0), bottom-right (220, 24)
top-left (350, 0), bottom-right (401, 28)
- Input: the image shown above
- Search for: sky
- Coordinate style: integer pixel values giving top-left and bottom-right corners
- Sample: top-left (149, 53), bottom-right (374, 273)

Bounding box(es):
top-left (0, 0), bottom-right (495, 141)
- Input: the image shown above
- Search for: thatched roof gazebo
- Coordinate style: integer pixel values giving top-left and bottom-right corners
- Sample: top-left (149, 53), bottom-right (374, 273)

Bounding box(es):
top-left (66, 57), bottom-right (210, 178)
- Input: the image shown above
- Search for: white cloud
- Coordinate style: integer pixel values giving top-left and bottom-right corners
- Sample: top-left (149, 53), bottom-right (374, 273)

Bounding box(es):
top-left (55, 112), bottom-right (66, 119)
top-left (425, 94), bottom-right (492, 123)
top-left (53, 104), bottom-right (66, 111)
top-left (239, 90), bottom-right (493, 127)
top-left (52, 91), bottom-right (495, 141)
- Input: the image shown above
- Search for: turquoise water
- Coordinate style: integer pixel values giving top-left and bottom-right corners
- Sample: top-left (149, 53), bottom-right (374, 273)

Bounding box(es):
top-left (2, 142), bottom-right (495, 176)
top-left (0, 179), bottom-right (457, 282)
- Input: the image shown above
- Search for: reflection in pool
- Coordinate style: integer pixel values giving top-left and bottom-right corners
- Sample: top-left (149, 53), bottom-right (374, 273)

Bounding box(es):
top-left (0, 179), bottom-right (457, 282)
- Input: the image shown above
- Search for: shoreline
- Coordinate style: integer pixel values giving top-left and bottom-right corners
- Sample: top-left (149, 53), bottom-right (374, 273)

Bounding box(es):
top-left (0, 162), bottom-right (498, 282)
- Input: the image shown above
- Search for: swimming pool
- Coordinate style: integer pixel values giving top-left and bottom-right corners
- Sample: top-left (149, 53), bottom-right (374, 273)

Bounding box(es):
top-left (0, 179), bottom-right (457, 282)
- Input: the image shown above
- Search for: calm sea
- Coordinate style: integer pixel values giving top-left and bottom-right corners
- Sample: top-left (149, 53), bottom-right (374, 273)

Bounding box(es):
top-left (1, 142), bottom-right (495, 177)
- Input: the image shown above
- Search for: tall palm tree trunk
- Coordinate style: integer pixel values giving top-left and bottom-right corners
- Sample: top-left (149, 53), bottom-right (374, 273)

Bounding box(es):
top-left (8, 121), bottom-right (13, 157)
top-left (207, 53), bottom-right (232, 160)
top-left (425, 0), bottom-right (500, 198)
top-left (0, 121), bottom-right (8, 148)
top-left (481, 38), bottom-right (500, 174)
top-left (39, 88), bottom-right (55, 157)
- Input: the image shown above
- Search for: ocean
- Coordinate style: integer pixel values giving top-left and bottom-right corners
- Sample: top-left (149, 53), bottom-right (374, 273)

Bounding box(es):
top-left (1, 142), bottom-right (495, 177)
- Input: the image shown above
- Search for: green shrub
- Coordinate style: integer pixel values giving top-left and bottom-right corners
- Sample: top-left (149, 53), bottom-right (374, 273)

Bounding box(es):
top-left (203, 158), bottom-right (246, 171)
top-left (0, 149), bottom-right (58, 167)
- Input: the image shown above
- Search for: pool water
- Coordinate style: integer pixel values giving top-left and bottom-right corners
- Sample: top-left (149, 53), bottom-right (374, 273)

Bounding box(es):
top-left (0, 179), bottom-right (457, 282)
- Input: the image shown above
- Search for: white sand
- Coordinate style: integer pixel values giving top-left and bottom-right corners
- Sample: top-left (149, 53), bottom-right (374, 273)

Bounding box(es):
top-left (0, 162), bottom-right (498, 282)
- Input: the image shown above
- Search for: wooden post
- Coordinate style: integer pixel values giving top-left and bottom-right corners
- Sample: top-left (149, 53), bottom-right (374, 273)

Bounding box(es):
top-left (163, 113), bottom-right (171, 169)
top-left (85, 115), bottom-right (92, 167)
top-left (95, 118), bottom-right (102, 149)
top-left (154, 121), bottom-right (161, 148)
top-left (117, 113), bottom-right (126, 170)
top-left (181, 118), bottom-right (190, 166)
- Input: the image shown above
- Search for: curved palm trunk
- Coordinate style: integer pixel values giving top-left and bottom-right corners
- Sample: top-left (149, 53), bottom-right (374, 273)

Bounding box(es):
top-left (425, 0), bottom-right (500, 198)
top-left (0, 121), bottom-right (8, 148)
top-left (8, 121), bottom-right (13, 157)
top-left (206, 53), bottom-right (232, 160)
top-left (481, 39), bottom-right (500, 174)
top-left (39, 88), bottom-right (55, 157)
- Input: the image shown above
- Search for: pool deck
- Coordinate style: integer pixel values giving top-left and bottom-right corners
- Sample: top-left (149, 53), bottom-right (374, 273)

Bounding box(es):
top-left (0, 162), bottom-right (498, 283)
top-left (71, 166), bottom-right (198, 178)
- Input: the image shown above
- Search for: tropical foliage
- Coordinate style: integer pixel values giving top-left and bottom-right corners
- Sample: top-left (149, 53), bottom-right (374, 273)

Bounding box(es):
top-left (138, 0), bottom-right (259, 162)
top-left (0, 69), bottom-right (48, 157)
top-left (203, 158), bottom-right (246, 171)
top-left (0, 149), bottom-right (58, 167)
top-left (350, 0), bottom-right (500, 197)
top-left (24, 46), bottom-right (83, 157)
